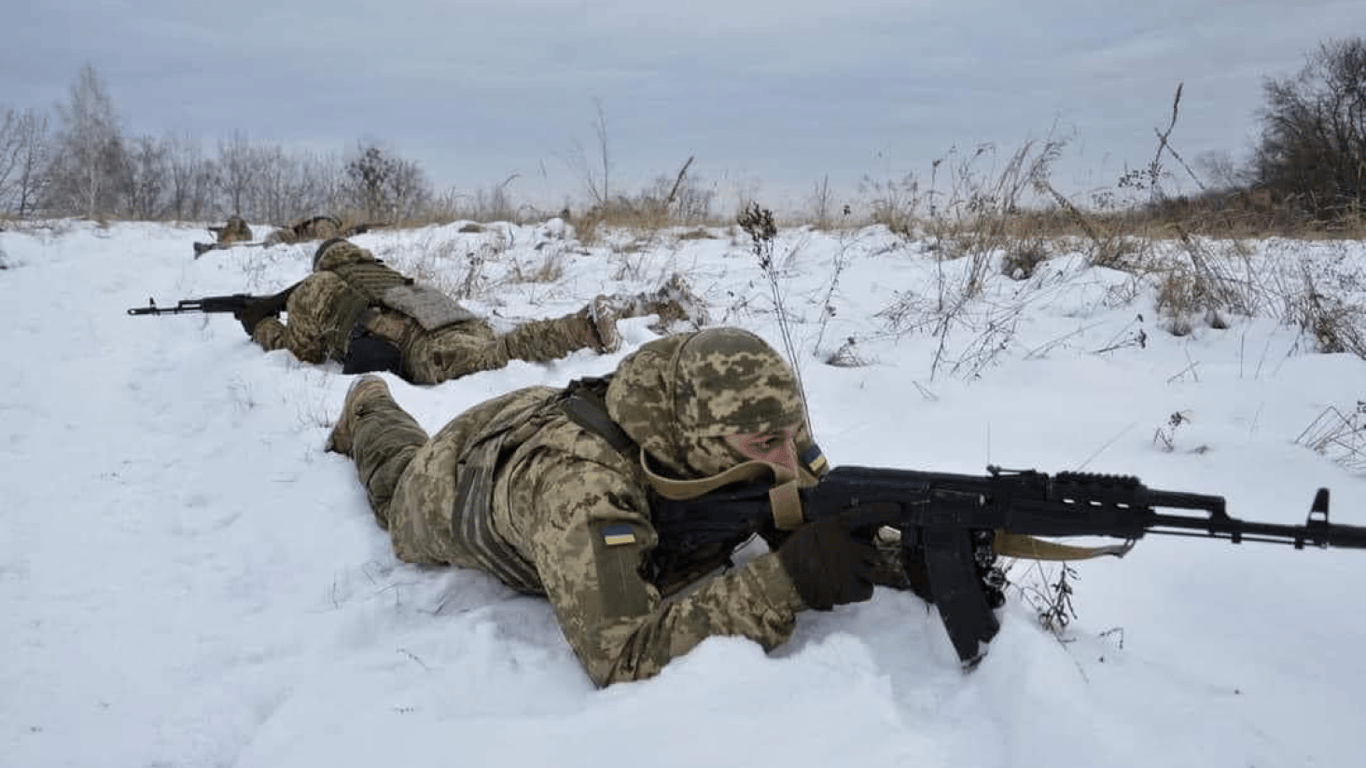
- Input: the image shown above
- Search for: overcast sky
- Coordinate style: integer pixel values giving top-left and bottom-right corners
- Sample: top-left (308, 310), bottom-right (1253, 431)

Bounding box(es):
top-left (5, 1), bottom-right (1366, 211)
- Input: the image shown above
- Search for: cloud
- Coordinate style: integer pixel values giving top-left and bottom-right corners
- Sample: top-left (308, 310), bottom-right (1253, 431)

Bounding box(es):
top-left (6, 1), bottom-right (1366, 205)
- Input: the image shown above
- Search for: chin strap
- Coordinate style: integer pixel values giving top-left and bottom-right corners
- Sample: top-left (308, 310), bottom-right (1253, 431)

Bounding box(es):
top-left (639, 449), bottom-right (809, 532)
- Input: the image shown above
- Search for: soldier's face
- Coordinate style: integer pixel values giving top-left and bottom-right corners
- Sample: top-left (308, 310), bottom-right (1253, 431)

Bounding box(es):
top-left (680, 422), bottom-right (823, 484)
top-left (723, 424), bottom-right (804, 480)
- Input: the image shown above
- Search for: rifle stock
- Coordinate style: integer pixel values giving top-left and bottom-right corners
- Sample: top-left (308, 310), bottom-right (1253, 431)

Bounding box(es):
top-left (652, 464), bottom-right (1366, 667)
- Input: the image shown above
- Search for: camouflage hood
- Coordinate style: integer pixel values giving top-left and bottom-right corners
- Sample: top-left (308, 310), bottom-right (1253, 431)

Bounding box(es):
top-left (605, 328), bottom-right (808, 481)
top-left (313, 238), bottom-right (377, 271)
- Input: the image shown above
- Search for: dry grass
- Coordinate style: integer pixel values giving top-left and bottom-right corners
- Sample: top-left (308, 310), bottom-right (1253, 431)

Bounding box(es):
top-left (506, 249), bottom-right (567, 284)
top-left (569, 199), bottom-right (695, 246)
top-left (1296, 402), bottom-right (1366, 473)
top-left (1287, 264), bottom-right (1366, 357)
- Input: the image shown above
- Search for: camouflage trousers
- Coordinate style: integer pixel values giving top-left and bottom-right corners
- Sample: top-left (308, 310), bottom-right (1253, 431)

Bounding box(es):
top-left (402, 315), bottom-right (593, 385)
top-left (345, 383), bottom-right (554, 571)
top-left (348, 389), bottom-right (475, 567)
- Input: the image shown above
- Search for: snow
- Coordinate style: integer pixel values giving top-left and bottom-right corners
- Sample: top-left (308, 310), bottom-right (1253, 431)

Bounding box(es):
top-left (2, 218), bottom-right (1364, 768)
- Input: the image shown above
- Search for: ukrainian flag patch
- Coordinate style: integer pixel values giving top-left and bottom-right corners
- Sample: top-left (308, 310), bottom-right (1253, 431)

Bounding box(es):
top-left (601, 523), bottom-right (637, 547)
top-left (802, 443), bottom-right (829, 476)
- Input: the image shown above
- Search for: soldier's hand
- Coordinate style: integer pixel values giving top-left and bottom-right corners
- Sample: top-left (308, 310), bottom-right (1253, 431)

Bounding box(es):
top-left (776, 510), bottom-right (878, 611)
top-left (233, 302), bottom-right (277, 337)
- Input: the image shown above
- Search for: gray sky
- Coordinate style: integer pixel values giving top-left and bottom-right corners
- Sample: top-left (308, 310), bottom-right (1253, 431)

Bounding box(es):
top-left (5, 1), bottom-right (1365, 212)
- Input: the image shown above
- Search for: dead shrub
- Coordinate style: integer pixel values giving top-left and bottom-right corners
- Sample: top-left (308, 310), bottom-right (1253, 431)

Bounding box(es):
top-left (823, 337), bottom-right (870, 367)
top-left (1001, 238), bottom-right (1051, 280)
top-left (1154, 266), bottom-right (1230, 336)
top-left (1287, 270), bottom-right (1366, 358)
top-left (507, 249), bottom-right (566, 284)
top-left (1295, 402), bottom-right (1366, 473)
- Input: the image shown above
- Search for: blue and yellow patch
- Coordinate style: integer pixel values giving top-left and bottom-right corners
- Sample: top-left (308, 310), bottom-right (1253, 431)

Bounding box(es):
top-left (802, 443), bottom-right (829, 476)
top-left (601, 523), bottom-right (637, 547)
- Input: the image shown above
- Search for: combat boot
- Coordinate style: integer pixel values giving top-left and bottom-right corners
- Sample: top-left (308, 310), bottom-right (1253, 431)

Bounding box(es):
top-left (325, 374), bottom-right (392, 455)
top-left (603, 273), bottom-right (708, 333)
top-left (575, 295), bottom-right (621, 353)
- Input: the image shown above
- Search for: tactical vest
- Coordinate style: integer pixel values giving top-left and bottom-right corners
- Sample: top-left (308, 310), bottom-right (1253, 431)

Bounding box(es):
top-left (329, 259), bottom-right (478, 329)
top-left (321, 260), bottom-right (483, 372)
top-left (450, 393), bottom-right (554, 593)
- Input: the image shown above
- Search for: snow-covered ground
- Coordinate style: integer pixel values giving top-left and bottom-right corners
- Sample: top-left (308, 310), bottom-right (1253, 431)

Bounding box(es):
top-left (2, 218), bottom-right (1364, 768)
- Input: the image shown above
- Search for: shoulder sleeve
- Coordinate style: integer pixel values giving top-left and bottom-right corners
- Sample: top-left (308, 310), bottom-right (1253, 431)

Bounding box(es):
top-left (514, 453), bottom-right (806, 687)
top-left (249, 274), bottom-right (341, 363)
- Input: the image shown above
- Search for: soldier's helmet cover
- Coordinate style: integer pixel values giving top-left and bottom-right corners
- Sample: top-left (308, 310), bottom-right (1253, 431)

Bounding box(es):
top-left (605, 327), bottom-right (810, 481)
top-left (313, 237), bottom-right (376, 271)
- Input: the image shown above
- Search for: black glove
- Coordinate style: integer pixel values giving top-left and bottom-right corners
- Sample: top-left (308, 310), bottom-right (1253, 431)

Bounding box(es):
top-left (234, 301), bottom-right (278, 337)
top-left (776, 511), bottom-right (878, 611)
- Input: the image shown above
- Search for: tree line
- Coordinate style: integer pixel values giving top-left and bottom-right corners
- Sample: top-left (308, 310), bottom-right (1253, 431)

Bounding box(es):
top-left (0, 63), bottom-right (436, 225)
top-left (5, 38), bottom-right (1366, 226)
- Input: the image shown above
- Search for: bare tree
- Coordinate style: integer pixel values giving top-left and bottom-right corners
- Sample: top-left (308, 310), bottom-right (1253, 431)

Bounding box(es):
top-left (0, 106), bottom-right (23, 212)
top-left (164, 132), bottom-right (215, 221)
top-left (47, 62), bottom-right (126, 218)
top-left (383, 155), bottom-right (431, 223)
top-left (255, 144), bottom-right (345, 224)
top-left (809, 174), bottom-right (834, 228)
top-left (298, 150), bottom-right (345, 219)
top-left (10, 109), bottom-right (51, 217)
top-left (216, 130), bottom-right (261, 218)
top-left (1195, 149), bottom-right (1252, 191)
top-left (344, 141), bottom-right (431, 223)
top-left (122, 134), bottom-right (170, 220)
top-left (253, 143), bottom-right (298, 224)
top-left (344, 142), bottom-right (388, 219)
top-left (1254, 36), bottom-right (1366, 217)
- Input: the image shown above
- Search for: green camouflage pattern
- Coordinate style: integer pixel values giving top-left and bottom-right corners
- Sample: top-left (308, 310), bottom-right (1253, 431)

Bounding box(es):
top-left (253, 271), bottom-right (366, 364)
top-left (605, 328), bottom-right (808, 478)
top-left (211, 216), bottom-right (253, 244)
top-left (338, 329), bottom-right (810, 686)
top-left (251, 240), bottom-right (604, 383)
top-left (402, 316), bottom-right (601, 384)
top-left (263, 215), bottom-right (343, 246)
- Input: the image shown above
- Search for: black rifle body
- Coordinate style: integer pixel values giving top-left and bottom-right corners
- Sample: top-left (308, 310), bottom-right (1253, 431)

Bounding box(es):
top-left (128, 294), bottom-right (256, 316)
top-left (653, 465), bottom-right (1366, 666)
top-left (127, 284), bottom-right (298, 317)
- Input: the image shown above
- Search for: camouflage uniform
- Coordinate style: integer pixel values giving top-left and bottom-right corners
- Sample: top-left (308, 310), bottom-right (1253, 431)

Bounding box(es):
top-left (337, 328), bottom-right (817, 686)
top-left (251, 239), bottom-right (611, 385)
top-left (193, 216), bottom-right (254, 258)
top-left (263, 215), bottom-right (344, 247)
top-left (212, 216), bottom-right (253, 245)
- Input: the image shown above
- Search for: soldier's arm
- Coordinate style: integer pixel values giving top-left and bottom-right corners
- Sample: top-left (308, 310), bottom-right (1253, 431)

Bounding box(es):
top-left (520, 456), bottom-right (806, 687)
top-left (249, 275), bottom-right (334, 363)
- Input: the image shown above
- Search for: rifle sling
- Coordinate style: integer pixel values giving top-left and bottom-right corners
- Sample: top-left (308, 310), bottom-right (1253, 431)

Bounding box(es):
top-left (993, 531), bottom-right (1134, 561)
top-left (558, 377), bottom-right (635, 454)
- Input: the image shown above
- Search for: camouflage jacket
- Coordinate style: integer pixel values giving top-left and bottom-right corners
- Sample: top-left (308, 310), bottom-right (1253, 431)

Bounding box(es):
top-left (401, 385), bottom-right (806, 687)
top-left (252, 244), bottom-right (478, 365)
top-left (252, 271), bottom-right (364, 363)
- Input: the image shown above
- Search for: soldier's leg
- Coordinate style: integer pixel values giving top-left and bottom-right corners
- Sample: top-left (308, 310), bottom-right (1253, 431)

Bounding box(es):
top-left (608, 273), bottom-right (707, 333)
top-left (500, 297), bottom-right (620, 361)
top-left (335, 378), bottom-right (429, 530)
top-left (404, 322), bottom-right (511, 384)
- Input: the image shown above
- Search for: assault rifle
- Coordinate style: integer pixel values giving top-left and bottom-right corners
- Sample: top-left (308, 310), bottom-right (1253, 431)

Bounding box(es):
top-left (193, 241), bottom-right (265, 259)
top-left (126, 283), bottom-right (298, 318)
top-left (653, 465), bottom-right (1366, 667)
